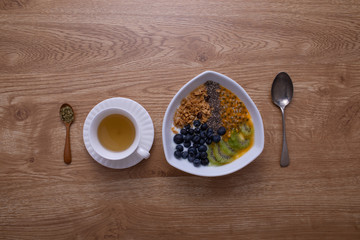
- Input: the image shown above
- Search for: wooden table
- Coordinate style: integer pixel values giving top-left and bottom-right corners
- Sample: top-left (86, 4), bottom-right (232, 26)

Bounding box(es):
top-left (1, 0), bottom-right (359, 239)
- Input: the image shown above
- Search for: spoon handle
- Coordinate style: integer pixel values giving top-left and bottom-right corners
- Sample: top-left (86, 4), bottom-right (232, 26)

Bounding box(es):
top-left (64, 124), bottom-right (72, 164)
top-left (280, 108), bottom-right (289, 167)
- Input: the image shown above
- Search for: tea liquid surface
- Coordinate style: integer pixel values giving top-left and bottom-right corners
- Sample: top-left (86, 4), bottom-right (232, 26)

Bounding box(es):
top-left (97, 114), bottom-right (135, 151)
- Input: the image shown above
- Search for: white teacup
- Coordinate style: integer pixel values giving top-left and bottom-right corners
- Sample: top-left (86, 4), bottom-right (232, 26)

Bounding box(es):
top-left (89, 107), bottom-right (150, 161)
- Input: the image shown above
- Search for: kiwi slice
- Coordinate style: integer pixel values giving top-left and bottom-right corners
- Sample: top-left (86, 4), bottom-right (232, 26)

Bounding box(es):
top-left (228, 132), bottom-right (239, 150)
top-left (238, 138), bottom-right (250, 149)
top-left (240, 124), bottom-right (252, 137)
top-left (228, 132), bottom-right (244, 150)
top-left (208, 131), bottom-right (251, 166)
top-left (219, 140), bottom-right (236, 156)
top-left (207, 145), bottom-right (221, 166)
top-left (228, 132), bottom-right (251, 150)
top-left (213, 143), bottom-right (232, 164)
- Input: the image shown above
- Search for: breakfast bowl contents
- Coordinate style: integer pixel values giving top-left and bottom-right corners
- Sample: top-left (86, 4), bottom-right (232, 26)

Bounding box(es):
top-left (162, 71), bottom-right (264, 177)
top-left (172, 81), bottom-right (254, 167)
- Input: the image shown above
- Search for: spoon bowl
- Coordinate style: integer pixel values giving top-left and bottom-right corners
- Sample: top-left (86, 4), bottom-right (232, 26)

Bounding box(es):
top-left (271, 72), bottom-right (293, 167)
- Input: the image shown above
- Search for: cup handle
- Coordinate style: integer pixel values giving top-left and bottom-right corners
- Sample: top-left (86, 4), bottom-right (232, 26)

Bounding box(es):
top-left (135, 147), bottom-right (150, 159)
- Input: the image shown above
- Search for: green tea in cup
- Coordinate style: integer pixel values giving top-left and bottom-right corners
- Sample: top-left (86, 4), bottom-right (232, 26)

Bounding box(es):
top-left (97, 114), bottom-right (136, 152)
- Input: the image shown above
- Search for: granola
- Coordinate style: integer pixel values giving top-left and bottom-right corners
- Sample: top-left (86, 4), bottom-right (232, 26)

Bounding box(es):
top-left (173, 84), bottom-right (211, 128)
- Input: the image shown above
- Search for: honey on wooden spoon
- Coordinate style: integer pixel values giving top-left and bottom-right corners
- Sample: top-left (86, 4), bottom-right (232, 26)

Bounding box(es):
top-left (60, 103), bottom-right (74, 164)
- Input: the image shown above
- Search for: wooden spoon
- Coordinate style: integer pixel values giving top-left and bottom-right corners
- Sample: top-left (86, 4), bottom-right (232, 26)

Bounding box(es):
top-left (60, 103), bottom-right (75, 164)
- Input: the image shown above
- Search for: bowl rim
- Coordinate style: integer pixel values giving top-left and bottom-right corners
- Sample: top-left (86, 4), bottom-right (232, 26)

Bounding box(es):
top-left (162, 70), bottom-right (264, 177)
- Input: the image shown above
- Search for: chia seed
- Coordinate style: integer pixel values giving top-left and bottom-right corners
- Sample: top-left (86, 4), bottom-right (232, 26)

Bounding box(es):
top-left (205, 81), bottom-right (222, 131)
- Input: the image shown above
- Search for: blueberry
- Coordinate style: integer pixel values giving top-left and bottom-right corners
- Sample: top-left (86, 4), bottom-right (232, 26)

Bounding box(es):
top-left (212, 135), bottom-right (221, 143)
top-left (194, 128), bottom-right (200, 134)
top-left (193, 159), bottom-right (201, 167)
top-left (198, 145), bottom-right (207, 152)
top-left (184, 142), bottom-right (191, 148)
top-left (201, 158), bottom-right (209, 166)
top-left (206, 129), bottom-right (214, 138)
top-left (184, 124), bottom-right (190, 129)
top-left (180, 128), bottom-right (187, 135)
top-left (188, 156), bottom-right (195, 162)
top-left (200, 152), bottom-right (207, 159)
top-left (193, 120), bottom-right (201, 127)
top-left (176, 145), bottom-right (184, 151)
top-left (217, 127), bottom-right (226, 136)
top-left (174, 151), bottom-right (182, 159)
top-left (181, 151), bottom-right (189, 159)
top-left (207, 128), bottom-right (214, 135)
top-left (184, 134), bottom-right (192, 143)
top-left (192, 135), bottom-right (200, 143)
top-left (173, 134), bottom-right (184, 144)
top-left (199, 138), bottom-right (206, 145)
top-left (188, 147), bottom-right (197, 154)
top-left (206, 138), bottom-right (212, 145)
top-left (188, 129), bottom-right (195, 135)
top-left (193, 143), bottom-right (200, 148)
top-left (195, 152), bottom-right (200, 159)
top-left (200, 131), bottom-right (207, 139)
top-left (200, 123), bottom-right (208, 130)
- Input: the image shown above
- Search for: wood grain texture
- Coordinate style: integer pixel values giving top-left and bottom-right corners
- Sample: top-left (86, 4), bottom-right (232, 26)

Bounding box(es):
top-left (0, 0), bottom-right (360, 239)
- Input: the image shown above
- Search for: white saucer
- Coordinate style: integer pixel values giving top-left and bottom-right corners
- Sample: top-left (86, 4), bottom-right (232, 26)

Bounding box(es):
top-left (83, 97), bottom-right (154, 169)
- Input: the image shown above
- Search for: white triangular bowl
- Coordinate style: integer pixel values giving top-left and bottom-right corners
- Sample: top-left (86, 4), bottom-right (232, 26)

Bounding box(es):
top-left (162, 71), bottom-right (264, 177)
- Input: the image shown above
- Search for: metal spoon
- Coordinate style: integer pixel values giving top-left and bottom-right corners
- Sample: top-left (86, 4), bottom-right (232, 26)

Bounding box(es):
top-left (271, 72), bottom-right (293, 167)
top-left (60, 103), bottom-right (75, 165)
